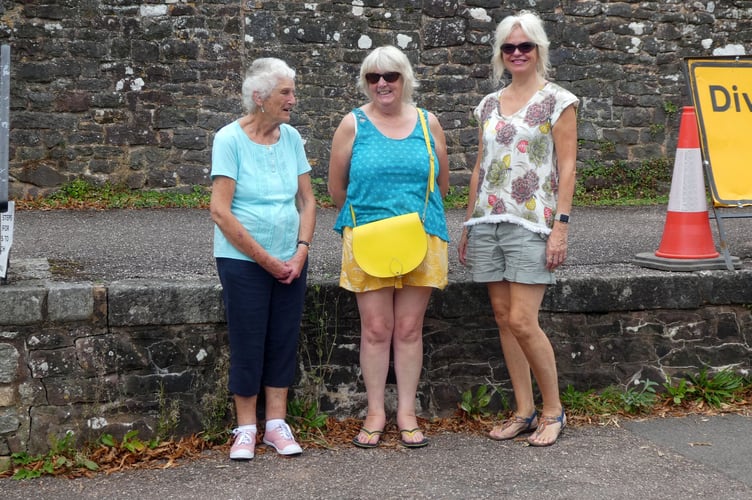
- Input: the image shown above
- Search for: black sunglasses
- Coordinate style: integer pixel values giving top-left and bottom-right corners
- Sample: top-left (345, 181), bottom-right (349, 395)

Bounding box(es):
top-left (365, 72), bottom-right (401, 84)
top-left (500, 42), bottom-right (537, 55)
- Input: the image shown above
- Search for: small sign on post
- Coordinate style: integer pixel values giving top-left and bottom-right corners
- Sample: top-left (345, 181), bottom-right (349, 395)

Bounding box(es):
top-left (0, 201), bottom-right (13, 281)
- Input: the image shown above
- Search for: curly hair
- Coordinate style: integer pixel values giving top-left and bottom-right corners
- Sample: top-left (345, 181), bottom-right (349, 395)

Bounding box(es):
top-left (241, 58), bottom-right (296, 114)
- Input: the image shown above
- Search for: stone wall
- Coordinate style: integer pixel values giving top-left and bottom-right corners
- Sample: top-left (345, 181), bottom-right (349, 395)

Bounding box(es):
top-left (2, 1), bottom-right (751, 198)
top-left (2, 271), bottom-right (751, 455)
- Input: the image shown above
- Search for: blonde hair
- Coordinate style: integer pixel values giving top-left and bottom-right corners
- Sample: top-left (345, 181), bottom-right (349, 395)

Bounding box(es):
top-left (241, 58), bottom-right (296, 113)
top-left (491, 10), bottom-right (551, 85)
top-left (357, 45), bottom-right (418, 104)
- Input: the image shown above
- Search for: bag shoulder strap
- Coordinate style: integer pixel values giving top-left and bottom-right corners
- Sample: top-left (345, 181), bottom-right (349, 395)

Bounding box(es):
top-left (417, 108), bottom-right (435, 196)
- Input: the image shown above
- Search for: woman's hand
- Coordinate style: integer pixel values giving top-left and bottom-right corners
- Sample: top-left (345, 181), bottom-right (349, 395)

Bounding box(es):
top-left (458, 229), bottom-right (469, 266)
top-left (545, 224), bottom-right (568, 270)
top-left (279, 245), bottom-right (308, 284)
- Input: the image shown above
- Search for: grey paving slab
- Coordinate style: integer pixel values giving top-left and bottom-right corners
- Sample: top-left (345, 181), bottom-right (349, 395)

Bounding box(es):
top-left (622, 413), bottom-right (752, 487)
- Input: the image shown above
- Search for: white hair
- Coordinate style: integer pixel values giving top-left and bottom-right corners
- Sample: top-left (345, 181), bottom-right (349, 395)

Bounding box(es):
top-left (241, 58), bottom-right (296, 113)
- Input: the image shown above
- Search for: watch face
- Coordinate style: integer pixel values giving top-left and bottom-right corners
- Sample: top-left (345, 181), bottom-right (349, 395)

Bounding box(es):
top-left (557, 214), bottom-right (569, 223)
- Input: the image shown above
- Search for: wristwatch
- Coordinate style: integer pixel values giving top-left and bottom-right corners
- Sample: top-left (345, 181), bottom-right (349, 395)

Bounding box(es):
top-left (554, 213), bottom-right (570, 224)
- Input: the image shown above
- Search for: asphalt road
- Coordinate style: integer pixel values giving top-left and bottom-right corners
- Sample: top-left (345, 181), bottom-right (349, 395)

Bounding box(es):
top-left (6, 205), bottom-right (752, 283)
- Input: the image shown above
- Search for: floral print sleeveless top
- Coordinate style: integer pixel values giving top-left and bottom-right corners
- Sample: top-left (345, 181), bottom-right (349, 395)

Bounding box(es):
top-left (466, 82), bottom-right (579, 235)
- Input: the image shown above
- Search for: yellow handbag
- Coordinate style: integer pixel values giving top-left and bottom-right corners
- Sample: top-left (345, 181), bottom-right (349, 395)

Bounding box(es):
top-left (352, 212), bottom-right (428, 278)
top-left (350, 108), bottom-right (435, 279)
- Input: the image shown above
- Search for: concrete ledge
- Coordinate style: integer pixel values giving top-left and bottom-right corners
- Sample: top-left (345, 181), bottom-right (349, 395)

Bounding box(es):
top-left (545, 265), bottom-right (752, 312)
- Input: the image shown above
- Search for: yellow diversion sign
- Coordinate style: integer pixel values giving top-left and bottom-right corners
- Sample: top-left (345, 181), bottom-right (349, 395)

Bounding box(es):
top-left (685, 56), bottom-right (752, 206)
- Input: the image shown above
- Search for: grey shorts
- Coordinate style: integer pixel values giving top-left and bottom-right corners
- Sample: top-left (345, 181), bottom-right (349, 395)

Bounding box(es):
top-left (466, 222), bottom-right (555, 285)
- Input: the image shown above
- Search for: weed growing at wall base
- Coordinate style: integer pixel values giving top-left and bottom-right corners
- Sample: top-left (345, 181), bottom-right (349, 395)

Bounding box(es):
top-left (287, 399), bottom-right (330, 447)
top-left (562, 369), bottom-right (751, 417)
top-left (199, 350), bottom-right (232, 445)
top-left (10, 431), bottom-right (98, 480)
top-left (6, 431), bottom-right (212, 480)
top-left (155, 382), bottom-right (181, 442)
top-left (458, 384), bottom-right (494, 421)
top-left (685, 368), bottom-right (747, 408)
top-left (288, 284), bottom-right (340, 447)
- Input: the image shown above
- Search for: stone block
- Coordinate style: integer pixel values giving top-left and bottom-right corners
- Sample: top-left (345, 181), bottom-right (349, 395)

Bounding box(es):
top-left (47, 283), bottom-right (95, 322)
top-left (0, 285), bottom-right (46, 326)
top-left (546, 273), bottom-right (703, 313)
top-left (25, 324), bottom-right (93, 349)
top-left (0, 386), bottom-right (15, 407)
top-left (44, 374), bottom-right (122, 405)
top-left (172, 128), bottom-right (208, 150)
top-left (121, 372), bottom-right (196, 396)
top-left (0, 344), bottom-right (19, 384)
top-left (75, 335), bottom-right (150, 375)
top-left (0, 409), bottom-right (20, 434)
top-left (423, 18), bottom-right (466, 48)
top-left (108, 280), bottom-right (224, 326)
top-left (28, 347), bottom-right (78, 378)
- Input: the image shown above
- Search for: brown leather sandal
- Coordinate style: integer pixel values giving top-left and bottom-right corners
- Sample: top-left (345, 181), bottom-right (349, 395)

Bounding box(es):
top-left (527, 408), bottom-right (566, 447)
top-left (489, 411), bottom-right (538, 441)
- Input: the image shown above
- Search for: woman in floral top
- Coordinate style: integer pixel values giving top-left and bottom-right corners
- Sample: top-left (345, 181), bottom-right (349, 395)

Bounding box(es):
top-left (458, 10), bottom-right (579, 447)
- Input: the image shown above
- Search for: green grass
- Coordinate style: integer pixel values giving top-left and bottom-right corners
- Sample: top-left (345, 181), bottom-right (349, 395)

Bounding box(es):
top-left (13, 159), bottom-right (674, 211)
top-left (457, 369), bottom-right (752, 424)
top-left (575, 158), bottom-right (672, 206)
top-left (17, 179), bottom-right (211, 210)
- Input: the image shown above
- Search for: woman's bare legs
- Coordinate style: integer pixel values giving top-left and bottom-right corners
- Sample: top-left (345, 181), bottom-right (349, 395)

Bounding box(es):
top-left (354, 288), bottom-right (394, 444)
top-left (354, 285), bottom-right (432, 445)
top-left (392, 286), bottom-right (433, 443)
top-left (487, 281), bottom-right (564, 444)
top-left (234, 395), bottom-right (258, 426)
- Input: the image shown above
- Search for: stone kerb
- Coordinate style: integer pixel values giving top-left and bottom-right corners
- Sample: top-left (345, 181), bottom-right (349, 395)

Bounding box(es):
top-left (106, 279), bottom-right (225, 326)
top-left (1, 268), bottom-right (751, 455)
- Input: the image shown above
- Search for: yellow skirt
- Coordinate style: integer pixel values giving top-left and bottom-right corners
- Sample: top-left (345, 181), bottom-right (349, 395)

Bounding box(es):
top-left (339, 227), bottom-right (448, 292)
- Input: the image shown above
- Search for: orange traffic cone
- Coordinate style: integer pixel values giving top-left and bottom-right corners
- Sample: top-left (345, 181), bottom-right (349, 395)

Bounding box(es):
top-left (634, 106), bottom-right (739, 271)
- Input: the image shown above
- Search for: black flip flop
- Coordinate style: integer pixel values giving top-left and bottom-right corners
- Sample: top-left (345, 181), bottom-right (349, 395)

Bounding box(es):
top-left (399, 428), bottom-right (429, 448)
top-left (352, 428), bottom-right (383, 448)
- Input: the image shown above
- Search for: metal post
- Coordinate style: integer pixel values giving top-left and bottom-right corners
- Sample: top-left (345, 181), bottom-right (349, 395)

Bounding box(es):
top-left (0, 44), bottom-right (9, 214)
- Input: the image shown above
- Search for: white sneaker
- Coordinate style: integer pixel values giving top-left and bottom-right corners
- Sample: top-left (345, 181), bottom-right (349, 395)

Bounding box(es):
top-left (262, 422), bottom-right (302, 456)
top-left (229, 428), bottom-right (256, 460)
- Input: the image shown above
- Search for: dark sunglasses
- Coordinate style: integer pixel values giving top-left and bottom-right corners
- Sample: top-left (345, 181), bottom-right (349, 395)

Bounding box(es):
top-left (365, 72), bottom-right (401, 84)
top-left (500, 42), bottom-right (537, 55)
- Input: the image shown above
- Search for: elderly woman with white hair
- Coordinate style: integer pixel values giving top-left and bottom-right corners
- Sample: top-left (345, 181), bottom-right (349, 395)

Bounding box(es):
top-left (328, 45), bottom-right (450, 449)
top-left (210, 57), bottom-right (316, 461)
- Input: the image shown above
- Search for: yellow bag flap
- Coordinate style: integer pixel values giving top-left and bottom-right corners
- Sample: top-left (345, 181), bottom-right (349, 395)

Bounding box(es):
top-left (352, 212), bottom-right (428, 278)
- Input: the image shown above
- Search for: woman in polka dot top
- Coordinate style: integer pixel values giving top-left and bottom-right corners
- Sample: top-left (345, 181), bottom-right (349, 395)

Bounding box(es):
top-left (328, 45), bottom-right (449, 449)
